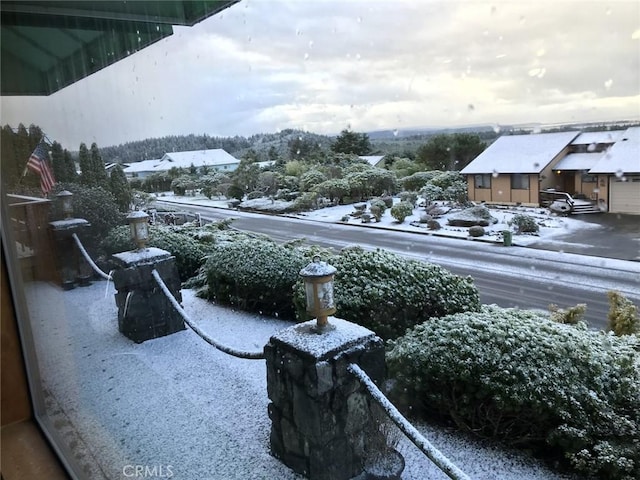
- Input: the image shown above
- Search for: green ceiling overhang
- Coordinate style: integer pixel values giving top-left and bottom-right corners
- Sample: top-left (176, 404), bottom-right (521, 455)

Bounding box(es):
top-left (1, 1), bottom-right (239, 96)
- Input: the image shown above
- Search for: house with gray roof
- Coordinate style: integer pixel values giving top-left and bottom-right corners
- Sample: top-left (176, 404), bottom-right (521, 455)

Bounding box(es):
top-left (460, 127), bottom-right (639, 214)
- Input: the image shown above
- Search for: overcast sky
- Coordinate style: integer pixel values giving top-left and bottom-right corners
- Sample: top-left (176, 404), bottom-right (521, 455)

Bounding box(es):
top-left (1, 0), bottom-right (639, 149)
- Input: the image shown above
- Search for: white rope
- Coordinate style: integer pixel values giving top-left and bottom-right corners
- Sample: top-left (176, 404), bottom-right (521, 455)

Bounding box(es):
top-left (71, 233), bottom-right (111, 280)
top-left (348, 363), bottom-right (470, 480)
top-left (151, 269), bottom-right (264, 360)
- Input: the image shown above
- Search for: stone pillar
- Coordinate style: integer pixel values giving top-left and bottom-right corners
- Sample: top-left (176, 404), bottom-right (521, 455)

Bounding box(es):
top-left (265, 317), bottom-right (385, 480)
top-left (111, 247), bottom-right (185, 343)
top-left (48, 218), bottom-right (90, 289)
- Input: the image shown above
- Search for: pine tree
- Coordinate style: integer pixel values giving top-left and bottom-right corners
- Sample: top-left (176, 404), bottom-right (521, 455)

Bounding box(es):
top-left (90, 142), bottom-right (108, 186)
top-left (109, 164), bottom-right (132, 212)
top-left (50, 142), bottom-right (65, 182)
top-left (62, 149), bottom-right (78, 182)
top-left (78, 143), bottom-right (93, 185)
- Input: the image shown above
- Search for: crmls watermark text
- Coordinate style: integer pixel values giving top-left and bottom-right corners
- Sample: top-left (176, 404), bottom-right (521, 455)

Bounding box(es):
top-left (122, 465), bottom-right (174, 478)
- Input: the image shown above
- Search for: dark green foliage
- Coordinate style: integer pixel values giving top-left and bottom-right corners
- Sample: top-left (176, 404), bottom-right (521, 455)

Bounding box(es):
top-left (416, 133), bottom-right (485, 171)
top-left (227, 183), bottom-right (245, 200)
top-left (331, 129), bottom-right (372, 155)
top-left (108, 164), bottom-right (132, 211)
top-left (202, 238), bottom-right (308, 318)
top-left (294, 248), bottom-right (480, 339)
top-left (386, 306), bottom-right (640, 480)
top-left (53, 183), bottom-right (124, 253)
top-left (100, 225), bottom-right (208, 281)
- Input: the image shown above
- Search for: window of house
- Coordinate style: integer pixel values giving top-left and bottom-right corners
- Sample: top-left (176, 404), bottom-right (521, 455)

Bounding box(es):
top-left (474, 174), bottom-right (491, 189)
top-left (582, 173), bottom-right (597, 183)
top-left (511, 174), bottom-right (530, 190)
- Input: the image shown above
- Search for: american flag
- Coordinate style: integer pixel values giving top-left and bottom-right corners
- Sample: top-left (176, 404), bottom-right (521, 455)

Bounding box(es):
top-left (26, 143), bottom-right (56, 196)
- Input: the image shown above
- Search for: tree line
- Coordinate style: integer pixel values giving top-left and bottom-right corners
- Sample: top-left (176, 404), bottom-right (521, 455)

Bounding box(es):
top-left (2, 123), bottom-right (132, 211)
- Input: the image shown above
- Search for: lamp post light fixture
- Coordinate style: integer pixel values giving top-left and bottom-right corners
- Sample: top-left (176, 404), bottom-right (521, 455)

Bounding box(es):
top-left (127, 210), bottom-right (150, 250)
top-left (57, 190), bottom-right (74, 219)
top-left (299, 256), bottom-right (337, 332)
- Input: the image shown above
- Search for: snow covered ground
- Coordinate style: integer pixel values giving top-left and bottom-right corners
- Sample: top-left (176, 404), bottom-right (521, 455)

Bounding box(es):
top-left (31, 281), bottom-right (579, 480)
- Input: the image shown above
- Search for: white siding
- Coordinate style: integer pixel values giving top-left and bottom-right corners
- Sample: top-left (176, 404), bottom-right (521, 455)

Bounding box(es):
top-left (609, 176), bottom-right (640, 214)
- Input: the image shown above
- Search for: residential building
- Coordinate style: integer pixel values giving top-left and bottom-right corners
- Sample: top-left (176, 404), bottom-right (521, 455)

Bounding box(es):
top-left (460, 127), bottom-right (640, 214)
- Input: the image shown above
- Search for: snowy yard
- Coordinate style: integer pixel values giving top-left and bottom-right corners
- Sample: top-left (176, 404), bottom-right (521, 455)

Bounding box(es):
top-left (31, 281), bottom-right (579, 480)
top-left (156, 192), bottom-right (603, 247)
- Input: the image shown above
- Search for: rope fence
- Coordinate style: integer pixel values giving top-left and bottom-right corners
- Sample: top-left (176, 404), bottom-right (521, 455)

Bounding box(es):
top-left (151, 269), bottom-right (265, 360)
top-left (347, 363), bottom-right (470, 480)
top-left (71, 233), bottom-right (111, 280)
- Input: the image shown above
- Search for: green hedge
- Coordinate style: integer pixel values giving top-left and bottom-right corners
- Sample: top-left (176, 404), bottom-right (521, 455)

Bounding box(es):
top-left (386, 305), bottom-right (640, 480)
top-left (100, 225), bottom-right (208, 281)
top-left (294, 248), bottom-right (480, 339)
top-left (202, 238), bottom-right (308, 318)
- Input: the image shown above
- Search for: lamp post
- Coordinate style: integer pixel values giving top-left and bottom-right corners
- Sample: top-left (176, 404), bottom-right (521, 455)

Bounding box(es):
top-left (57, 190), bottom-right (73, 219)
top-left (127, 210), bottom-right (150, 250)
top-left (299, 256), bottom-right (337, 332)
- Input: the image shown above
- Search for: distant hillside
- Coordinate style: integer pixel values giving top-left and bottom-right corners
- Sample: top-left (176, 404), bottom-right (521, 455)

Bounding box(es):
top-left (99, 120), bottom-right (639, 164)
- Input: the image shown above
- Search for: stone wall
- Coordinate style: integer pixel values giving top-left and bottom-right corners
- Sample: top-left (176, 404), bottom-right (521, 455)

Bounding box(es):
top-left (265, 318), bottom-right (385, 480)
top-left (111, 248), bottom-right (185, 343)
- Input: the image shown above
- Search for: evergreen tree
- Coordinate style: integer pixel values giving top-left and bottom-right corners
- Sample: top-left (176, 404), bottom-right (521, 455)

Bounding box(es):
top-left (109, 164), bottom-right (132, 212)
top-left (78, 143), bottom-right (93, 185)
top-left (1, 125), bottom-right (19, 188)
top-left (90, 142), bottom-right (108, 186)
top-left (62, 149), bottom-right (78, 182)
top-left (331, 129), bottom-right (372, 155)
top-left (50, 142), bottom-right (65, 182)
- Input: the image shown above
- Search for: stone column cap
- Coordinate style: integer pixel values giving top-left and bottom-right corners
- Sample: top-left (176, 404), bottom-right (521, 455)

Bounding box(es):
top-left (270, 317), bottom-right (376, 361)
top-left (49, 218), bottom-right (90, 230)
top-left (112, 247), bottom-right (172, 267)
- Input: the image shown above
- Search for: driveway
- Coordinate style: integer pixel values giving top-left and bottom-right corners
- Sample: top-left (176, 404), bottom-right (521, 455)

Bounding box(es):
top-left (530, 213), bottom-right (640, 261)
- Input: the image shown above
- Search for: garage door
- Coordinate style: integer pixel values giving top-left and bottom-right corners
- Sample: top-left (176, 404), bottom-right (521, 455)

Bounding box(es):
top-left (610, 176), bottom-right (640, 214)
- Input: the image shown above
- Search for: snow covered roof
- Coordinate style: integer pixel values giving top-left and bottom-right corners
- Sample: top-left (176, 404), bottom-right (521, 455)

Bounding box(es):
top-left (570, 130), bottom-right (624, 146)
top-left (123, 159), bottom-right (161, 173)
top-left (156, 149), bottom-right (239, 171)
top-left (589, 127), bottom-right (640, 174)
top-left (359, 155), bottom-right (385, 167)
top-left (553, 152), bottom-right (604, 171)
top-left (460, 131), bottom-right (579, 174)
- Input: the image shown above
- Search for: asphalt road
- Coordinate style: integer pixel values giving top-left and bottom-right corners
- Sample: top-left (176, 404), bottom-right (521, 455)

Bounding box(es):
top-left (155, 201), bottom-right (640, 331)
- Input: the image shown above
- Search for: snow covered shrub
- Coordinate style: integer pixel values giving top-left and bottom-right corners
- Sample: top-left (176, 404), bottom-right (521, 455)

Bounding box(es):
top-left (419, 183), bottom-right (444, 204)
top-left (401, 171), bottom-right (441, 191)
top-left (100, 225), bottom-right (208, 281)
top-left (419, 213), bottom-right (432, 224)
top-left (381, 195), bottom-right (394, 209)
top-left (390, 201), bottom-right (413, 223)
top-left (369, 205), bottom-right (382, 222)
top-left (607, 291), bottom-right (640, 336)
top-left (468, 225), bottom-right (485, 237)
top-left (509, 213), bottom-right (539, 233)
top-left (291, 191), bottom-right (318, 212)
top-left (294, 248), bottom-right (480, 339)
top-left (549, 303), bottom-right (587, 325)
top-left (386, 305), bottom-right (640, 480)
top-left (398, 191), bottom-right (418, 206)
top-left (203, 238), bottom-right (308, 319)
top-left (370, 198), bottom-right (388, 214)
